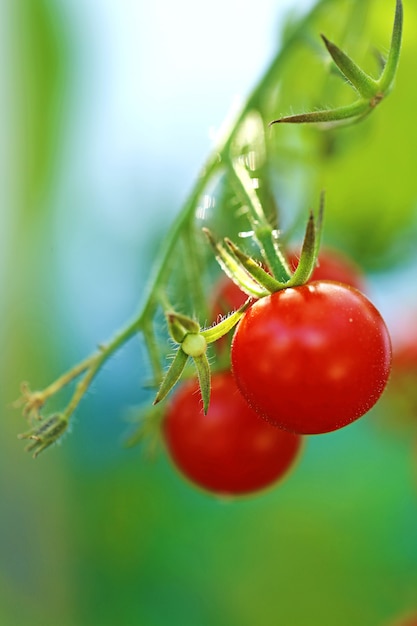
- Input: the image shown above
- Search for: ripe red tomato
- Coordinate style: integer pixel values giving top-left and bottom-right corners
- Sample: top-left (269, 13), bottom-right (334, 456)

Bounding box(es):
top-left (163, 371), bottom-right (302, 496)
top-left (231, 281), bottom-right (392, 435)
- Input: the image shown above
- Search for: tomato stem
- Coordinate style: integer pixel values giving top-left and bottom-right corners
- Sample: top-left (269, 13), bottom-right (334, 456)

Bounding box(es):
top-left (15, 0), bottom-right (401, 456)
top-left (378, 0), bottom-right (403, 93)
top-left (228, 160), bottom-right (291, 281)
top-left (270, 0), bottom-right (402, 127)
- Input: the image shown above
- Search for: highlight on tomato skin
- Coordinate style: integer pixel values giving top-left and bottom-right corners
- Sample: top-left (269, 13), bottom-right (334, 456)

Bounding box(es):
top-left (162, 371), bottom-right (303, 497)
top-left (231, 281), bottom-right (392, 436)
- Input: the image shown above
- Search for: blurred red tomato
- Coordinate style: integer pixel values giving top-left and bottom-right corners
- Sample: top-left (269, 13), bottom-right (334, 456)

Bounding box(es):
top-left (163, 371), bottom-right (302, 496)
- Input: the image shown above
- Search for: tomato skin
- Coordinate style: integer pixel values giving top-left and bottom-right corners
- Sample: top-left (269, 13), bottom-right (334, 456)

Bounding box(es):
top-left (163, 371), bottom-right (302, 496)
top-left (231, 281), bottom-right (392, 435)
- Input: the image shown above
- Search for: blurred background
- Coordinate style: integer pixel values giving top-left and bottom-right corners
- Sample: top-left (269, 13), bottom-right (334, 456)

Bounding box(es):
top-left (1, 0), bottom-right (417, 625)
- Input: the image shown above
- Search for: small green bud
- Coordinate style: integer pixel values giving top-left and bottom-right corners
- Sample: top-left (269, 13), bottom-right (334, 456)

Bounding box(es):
top-left (18, 413), bottom-right (68, 458)
top-left (181, 333), bottom-right (207, 358)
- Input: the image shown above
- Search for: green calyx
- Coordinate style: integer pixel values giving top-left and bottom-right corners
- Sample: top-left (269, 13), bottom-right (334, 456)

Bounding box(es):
top-left (155, 195), bottom-right (323, 415)
top-left (182, 333), bottom-right (207, 358)
top-left (166, 311), bottom-right (200, 343)
top-left (154, 294), bottom-right (257, 414)
top-left (205, 193), bottom-right (324, 298)
top-left (270, 0), bottom-right (403, 127)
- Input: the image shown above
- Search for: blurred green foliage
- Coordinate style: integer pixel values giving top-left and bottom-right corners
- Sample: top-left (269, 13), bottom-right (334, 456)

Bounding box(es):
top-left (12, 0), bottom-right (69, 217)
top-left (263, 0), bottom-right (417, 269)
top-left (1, 1), bottom-right (417, 625)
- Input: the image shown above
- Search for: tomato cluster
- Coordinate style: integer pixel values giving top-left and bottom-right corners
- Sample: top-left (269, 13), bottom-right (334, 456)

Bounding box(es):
top-left (162, 246), bottom-right (392, 494)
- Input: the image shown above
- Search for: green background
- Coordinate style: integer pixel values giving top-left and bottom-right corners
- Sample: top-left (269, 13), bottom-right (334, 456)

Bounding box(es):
top-left (1, 1), bottom-right (416, 625)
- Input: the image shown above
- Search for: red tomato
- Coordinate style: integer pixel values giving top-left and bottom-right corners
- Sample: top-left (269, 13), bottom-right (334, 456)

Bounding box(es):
top-left (163, 371), bottom-right (302, 496)
top-left (231, 281), bottom-right (392, 435)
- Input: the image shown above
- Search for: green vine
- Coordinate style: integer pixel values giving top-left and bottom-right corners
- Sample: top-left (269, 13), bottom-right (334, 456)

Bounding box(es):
top-left (15, 0), bottom-right (403, 456)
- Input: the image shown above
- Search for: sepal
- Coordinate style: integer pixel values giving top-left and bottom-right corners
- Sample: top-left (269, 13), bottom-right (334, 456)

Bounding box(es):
top-left (203, 228), bottom-right (269, 298)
